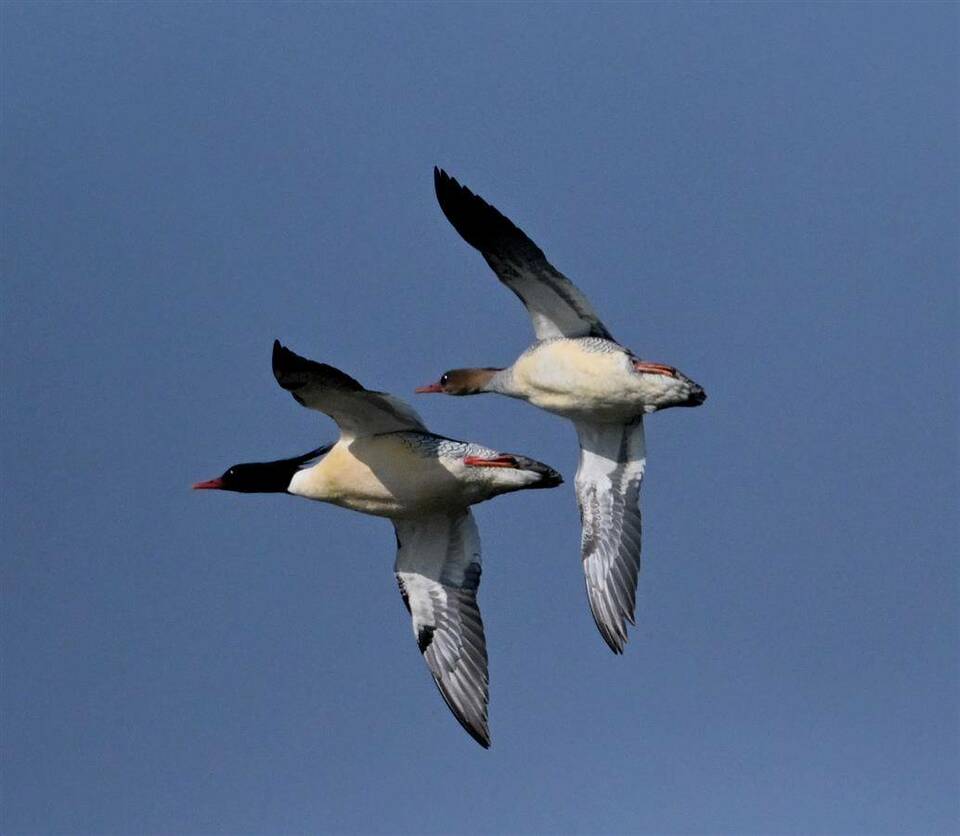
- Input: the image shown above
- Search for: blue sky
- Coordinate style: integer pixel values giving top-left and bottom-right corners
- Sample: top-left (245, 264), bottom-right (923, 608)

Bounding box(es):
top-left (2, 3), bottom-right (957, 834)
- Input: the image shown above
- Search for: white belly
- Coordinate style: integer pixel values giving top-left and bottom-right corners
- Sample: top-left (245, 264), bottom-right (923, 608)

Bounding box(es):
top-left (509, 341), bottom-right (647, 421)
top-left (287, 437), bottom-right (472, 518)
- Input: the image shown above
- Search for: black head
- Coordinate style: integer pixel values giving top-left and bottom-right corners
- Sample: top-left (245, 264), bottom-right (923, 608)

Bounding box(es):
top-left (193, 446), bottom-right (330, 494)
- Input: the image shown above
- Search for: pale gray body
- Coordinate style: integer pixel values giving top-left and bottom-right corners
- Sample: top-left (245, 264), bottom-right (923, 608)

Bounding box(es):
top-left (491, 337), bottom-right (704, 423)
top-left (431, 169), bottom-right (706, 653)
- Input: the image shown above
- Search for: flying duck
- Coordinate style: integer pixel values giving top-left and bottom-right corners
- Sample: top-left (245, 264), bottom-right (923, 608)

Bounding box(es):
top-left (417, 169), bottom-right (706, 654)
top-left (194, 340), bottom-right (562, 748)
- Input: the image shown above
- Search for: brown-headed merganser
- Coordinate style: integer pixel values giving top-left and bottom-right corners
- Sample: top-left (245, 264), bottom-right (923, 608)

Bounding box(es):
top-left (418, 170), bottom-right (706, 654)
top-left (195, 340), bottom-right (562, 747)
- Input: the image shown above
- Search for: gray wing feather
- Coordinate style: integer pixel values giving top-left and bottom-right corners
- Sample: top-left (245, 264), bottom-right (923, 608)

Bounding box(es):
top-left (394, 511), bottom-right (490, 748)
top-left (273, 340), bottom-right (427, 438)
top-left (434, 169), bottom-right (615, 342)
top-left (574, 419), bottom-right (646, 653)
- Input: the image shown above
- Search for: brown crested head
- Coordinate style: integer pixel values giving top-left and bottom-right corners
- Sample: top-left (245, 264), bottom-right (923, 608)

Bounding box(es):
top-left (416, 368), bottom-right (500, 396)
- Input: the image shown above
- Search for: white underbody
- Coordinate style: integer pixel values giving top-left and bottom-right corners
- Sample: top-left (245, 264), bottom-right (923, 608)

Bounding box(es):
top-left (502, 339), bottom-right (689, 422)
top-left (287, 435), bottom-right (540, 519)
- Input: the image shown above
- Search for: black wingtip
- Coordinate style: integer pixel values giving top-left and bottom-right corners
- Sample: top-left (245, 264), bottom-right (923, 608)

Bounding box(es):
top-left (271, 339), bottom-right (285, 382)
top-left (588, 601), bottom-right (628, 655)
top-left (600, 629), bottom-right (625, 655)
top-left (434, 166), bottom-right (455, 205)
top-left (434, 167), bottom-right (490, 208)
top-left (271, 341), bottom-right (365, 393)
top-left (432, 167), bottom-right (537, 264)
top-left (460, 712), bottom-right (491, 749)
top-left (434, 167), bottom-right (471, 210)
top-left (429, 675), bottom-right (491, 750)
top-left (271, 339), bottom-right (304, 390)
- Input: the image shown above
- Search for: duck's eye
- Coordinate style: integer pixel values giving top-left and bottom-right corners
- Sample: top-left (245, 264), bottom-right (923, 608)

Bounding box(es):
top-left (440, 374), bottom-right (449, 386)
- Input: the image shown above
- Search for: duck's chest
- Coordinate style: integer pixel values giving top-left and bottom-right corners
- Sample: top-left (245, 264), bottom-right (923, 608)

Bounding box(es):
top-left (509, 340), bottom-right (640, 418)
top-left (288, 437), bottom-right (463, 518)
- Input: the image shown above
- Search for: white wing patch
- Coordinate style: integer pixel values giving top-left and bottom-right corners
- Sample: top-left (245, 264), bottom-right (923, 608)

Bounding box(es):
top-left (394, 511), bottom-right (489, 747)
top-left (574, 419), bottom-right (646, 653)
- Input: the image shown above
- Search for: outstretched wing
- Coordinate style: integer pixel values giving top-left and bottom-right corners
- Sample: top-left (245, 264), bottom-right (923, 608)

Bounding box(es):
top-left (272, 340), bottom-right (427, 439)
top-left (574, 419), bottom-right (646, 654)
top-left (434, 168), bottom-right (614, 342)
top-left (394, 511), bottom-right (489, 748)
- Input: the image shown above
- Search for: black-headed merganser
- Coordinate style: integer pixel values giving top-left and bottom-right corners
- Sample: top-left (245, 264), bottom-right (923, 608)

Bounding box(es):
top-left (195, 340), bottom-right (562, 747)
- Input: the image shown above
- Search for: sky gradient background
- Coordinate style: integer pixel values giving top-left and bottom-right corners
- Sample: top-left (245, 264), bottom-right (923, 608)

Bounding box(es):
top-left (2, 3), bottom-right (957, 834)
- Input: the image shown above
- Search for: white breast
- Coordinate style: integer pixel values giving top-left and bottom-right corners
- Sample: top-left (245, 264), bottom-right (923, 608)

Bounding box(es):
top-left (508, 340), bottom-right (643, 421)
top-left (287, 437), bottom-right (471, 518)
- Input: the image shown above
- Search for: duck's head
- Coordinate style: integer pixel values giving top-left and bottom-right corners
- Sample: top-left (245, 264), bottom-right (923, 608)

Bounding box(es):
top-left (415, 368), bottom-right (501, 396)
top-left (193, 446), bottom-right (329, 493)
top-left (632, 359), bottom-right (707, 413)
